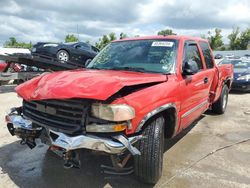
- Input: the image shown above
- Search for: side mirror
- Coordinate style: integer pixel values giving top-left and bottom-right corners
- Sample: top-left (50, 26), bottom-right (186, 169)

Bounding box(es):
top-left (183, 60), bottom-right (199, 75)
top-left (85, 59), bottom-right (92, 67)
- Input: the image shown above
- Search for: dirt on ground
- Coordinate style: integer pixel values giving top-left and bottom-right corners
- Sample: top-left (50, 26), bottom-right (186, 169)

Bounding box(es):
top-left (0, 85), bottom-right (249, 188)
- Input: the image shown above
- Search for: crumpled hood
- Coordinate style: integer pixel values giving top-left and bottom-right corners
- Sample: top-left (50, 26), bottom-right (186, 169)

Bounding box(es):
top-left (16, 69), bottom-right (167, 101)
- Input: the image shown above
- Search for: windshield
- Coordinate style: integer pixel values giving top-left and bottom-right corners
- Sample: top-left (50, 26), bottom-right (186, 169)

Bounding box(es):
top-left (87, 39), bottom-right (178, 74)
top-left (221, 59), bottom-right (250, 69)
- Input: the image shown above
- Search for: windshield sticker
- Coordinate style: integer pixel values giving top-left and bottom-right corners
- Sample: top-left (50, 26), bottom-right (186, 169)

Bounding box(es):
top-left (152, 41), bottom-right (174, 47)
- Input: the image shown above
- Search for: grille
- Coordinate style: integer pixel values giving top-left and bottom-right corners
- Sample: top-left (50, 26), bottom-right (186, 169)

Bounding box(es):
top-left (23, 99), bottom-right (89, 135)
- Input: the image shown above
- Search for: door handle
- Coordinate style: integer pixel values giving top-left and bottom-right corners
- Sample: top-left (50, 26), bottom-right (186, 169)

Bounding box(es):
top-left (204, 77), bottom-right (208, 84)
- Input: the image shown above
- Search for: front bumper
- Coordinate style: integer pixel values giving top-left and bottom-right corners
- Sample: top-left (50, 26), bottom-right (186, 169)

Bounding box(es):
top-left (231, 82), bottom-right (250, 91)
top-left (6, 108), bottom-right (141, 155)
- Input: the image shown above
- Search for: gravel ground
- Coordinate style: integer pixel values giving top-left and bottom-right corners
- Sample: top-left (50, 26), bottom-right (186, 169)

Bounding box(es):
top-left (0, 85), bottom-right (249, 188)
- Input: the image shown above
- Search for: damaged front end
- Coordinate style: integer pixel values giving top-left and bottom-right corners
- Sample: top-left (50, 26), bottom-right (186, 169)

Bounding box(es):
top-left (5, 106), bottom-right (142, 170)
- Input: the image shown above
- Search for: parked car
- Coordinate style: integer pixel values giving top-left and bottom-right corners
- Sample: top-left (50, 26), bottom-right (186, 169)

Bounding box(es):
top-left (6, 36), bottom-right (233, 184)
top-left (221, 59), bottom-right (250, 91)
top-left (31, 42), bottom-right (99, 65)
top-left (214, 54), bottom-right (223, 59)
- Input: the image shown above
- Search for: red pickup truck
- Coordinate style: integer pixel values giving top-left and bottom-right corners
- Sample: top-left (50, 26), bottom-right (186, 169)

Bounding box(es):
top-left (6, 36), bottom-right (233, 184)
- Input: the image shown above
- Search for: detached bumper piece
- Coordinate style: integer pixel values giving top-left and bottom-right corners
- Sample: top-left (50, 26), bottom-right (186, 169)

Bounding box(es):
top-left (6, 107), bottom-right (42, 149)
top-left (6, 107), bottom-right (141, 155)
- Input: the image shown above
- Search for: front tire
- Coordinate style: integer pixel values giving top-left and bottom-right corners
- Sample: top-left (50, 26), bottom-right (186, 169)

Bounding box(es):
top-left (134, 116), bottom-right (165, 184)
top-left (212, 85), bottom-right (229, 114)
top-left (56, 50), bottom-right (69, 63)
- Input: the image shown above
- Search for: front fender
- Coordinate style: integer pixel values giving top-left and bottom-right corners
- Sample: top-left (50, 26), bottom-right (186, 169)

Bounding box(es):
top-left (112, 77), bottom-right (181, 135)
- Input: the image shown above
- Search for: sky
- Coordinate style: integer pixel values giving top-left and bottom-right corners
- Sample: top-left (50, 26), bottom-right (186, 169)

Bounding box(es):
top-left (0, 0), bottom-right (249, 46)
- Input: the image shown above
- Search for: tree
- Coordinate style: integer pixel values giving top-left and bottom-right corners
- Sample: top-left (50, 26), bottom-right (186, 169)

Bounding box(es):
top-left (65, 34), bottom-right (78, 43)
top-left (228, 27), bottom-right (250, 50)
top-left (157, 29), bottom-right (176, 36)
top-left (95, 32), bottom-right (121, 50)
top-left (4, 37), bottom-right (32, 49)
top-left (228, 27), bottom-right (241, 50)
top-left (238, 28), bottom-right (250, 50)
top-left (109, 32), bottom-right (117, 41)
top-left (207, 28), bottom-right (224, 50)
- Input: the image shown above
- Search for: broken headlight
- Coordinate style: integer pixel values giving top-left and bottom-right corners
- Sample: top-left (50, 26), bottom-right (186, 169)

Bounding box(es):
top-left (91, 104), bottom-right (135, 121)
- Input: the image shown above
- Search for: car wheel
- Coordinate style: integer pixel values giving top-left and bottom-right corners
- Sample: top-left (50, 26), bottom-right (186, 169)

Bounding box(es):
top-left (134, 116), bottom-right (165, 184)
top-left (212, 85), bottom-right (229, 114)
top-left (57, 50), bottom-right (69, 63)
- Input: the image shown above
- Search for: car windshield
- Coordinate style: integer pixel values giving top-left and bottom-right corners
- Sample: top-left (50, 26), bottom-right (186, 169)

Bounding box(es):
top-left (87, 39), bottom-right (178, 74)
top-left (221, 59), bottom-right (250, 69)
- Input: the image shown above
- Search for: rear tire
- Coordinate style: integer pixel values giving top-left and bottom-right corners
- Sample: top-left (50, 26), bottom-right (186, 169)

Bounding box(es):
top-left (134, 116), bottom-right (165, 184)
top-left (56, 50), bottom-right (69, 63)
top-left (212, 85), bottom-right (229, 114)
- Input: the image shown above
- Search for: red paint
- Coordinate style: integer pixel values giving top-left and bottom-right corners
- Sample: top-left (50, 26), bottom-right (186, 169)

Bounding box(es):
top-left (0, 62), bottom-right (22, 72)
top-left (0, 61), bottom-right (7, 72)
top-left (15, 36), bottom-right (233, 136)
top-left (16, 69), bottom-right (167, 101)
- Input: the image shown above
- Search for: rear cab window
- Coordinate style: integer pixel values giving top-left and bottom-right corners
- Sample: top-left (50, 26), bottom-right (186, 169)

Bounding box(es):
top-left (198, 41), bottom-right (214, 69)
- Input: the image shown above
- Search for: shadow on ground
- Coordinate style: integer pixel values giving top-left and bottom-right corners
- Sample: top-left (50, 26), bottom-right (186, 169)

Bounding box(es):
top-left (0, 117), bottom-right (202, 188)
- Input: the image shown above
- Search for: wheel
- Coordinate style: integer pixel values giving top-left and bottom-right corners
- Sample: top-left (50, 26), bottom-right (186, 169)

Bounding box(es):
top-left (212, 85), bottom-right (229, 114)
top-left (56, 50), bottom-right (69, 63)
top-left (134, 116), bottom-right (165, 184)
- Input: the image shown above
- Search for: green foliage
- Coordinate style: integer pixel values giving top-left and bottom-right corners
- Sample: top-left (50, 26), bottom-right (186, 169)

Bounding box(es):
top-left (65, 34), bottom-right (78, 43)
top-left (4, 37), bottom-right (32, 49)
top-left (157, 29), bottom-right (176, 36)
top-left (228, 27), bottom-right (250, 50)
top-left (207, 28), bottom-right (224, 50)
top-left (228, 27), bottom-right (241, 50)
top-left (4, 27), bottom-right (249, 51)
top-left (109, 32), bottom-right (117, 41)
top-left (95, 32), bottom-right (120, 50)
top-left (239, 28), bottom-right (250, 50)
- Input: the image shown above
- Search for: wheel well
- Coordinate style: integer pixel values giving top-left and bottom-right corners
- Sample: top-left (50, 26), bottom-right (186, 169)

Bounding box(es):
top-left (225, 79), bottom-right (231, 89)
top-left (140, 107), bottom-right (177, 139)
top-left (57, 49), bottom-right (70, 57)
top-left (162, 108), bottom-right (177, 138)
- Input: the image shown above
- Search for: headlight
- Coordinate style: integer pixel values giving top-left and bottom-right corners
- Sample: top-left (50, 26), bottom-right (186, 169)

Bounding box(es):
top-left (237, 75), bottom-right (250, 81)
top-left (43, 43), bottom-right (58, 47)
top-left (91, 104), bottom-right (135, 121)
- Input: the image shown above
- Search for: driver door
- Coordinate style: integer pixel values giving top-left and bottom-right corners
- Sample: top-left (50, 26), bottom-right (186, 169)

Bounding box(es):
top-left (179, 41), bottom-right (210, 129)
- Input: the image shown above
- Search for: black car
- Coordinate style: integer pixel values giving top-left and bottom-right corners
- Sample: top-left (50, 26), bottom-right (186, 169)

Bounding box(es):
top-left (31, 42), bottom-right (99, 65)
top-left (221, 59), bottom-right (250, 91)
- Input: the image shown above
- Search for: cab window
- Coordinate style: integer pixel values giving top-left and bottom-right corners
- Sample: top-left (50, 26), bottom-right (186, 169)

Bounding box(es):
top-left (183, 42), bottom-right (203, 71)
top-left (199, 41), bottom-right (214, 69)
